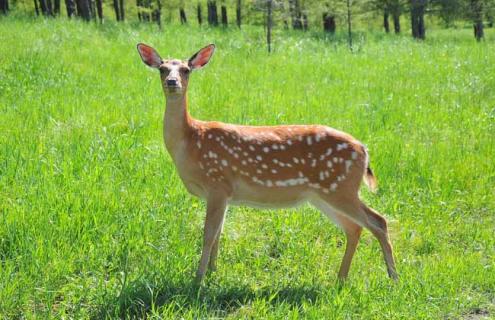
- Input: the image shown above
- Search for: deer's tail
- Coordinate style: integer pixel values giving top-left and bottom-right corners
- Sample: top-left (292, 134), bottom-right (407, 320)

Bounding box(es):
top-left (363, 147), bottom-right (378, 193)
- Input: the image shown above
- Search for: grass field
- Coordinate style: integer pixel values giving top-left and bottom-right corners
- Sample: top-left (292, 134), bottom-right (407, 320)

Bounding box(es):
top-left (1, 17), bottom-right (494, 319)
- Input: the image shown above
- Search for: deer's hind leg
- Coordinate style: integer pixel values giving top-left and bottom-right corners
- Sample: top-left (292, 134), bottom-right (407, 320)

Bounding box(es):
top-left (316, 195), bottom-right (397, 280)
top-left (312, 199), bottom-right (362, 280)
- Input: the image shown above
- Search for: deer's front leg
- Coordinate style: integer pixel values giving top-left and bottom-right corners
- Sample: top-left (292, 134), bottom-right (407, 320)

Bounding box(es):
top-left (208, 221), bottom-right (224, 271)
top-left (195, 192), bottom-right (227, 284)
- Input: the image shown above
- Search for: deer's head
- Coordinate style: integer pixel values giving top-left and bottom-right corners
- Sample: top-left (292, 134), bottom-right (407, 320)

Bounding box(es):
top-left (137, 43), bottom-right (215, 97)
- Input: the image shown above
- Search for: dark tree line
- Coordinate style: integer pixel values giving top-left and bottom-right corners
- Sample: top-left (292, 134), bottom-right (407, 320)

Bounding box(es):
top-left (3, 0), bottom-right (494, 42)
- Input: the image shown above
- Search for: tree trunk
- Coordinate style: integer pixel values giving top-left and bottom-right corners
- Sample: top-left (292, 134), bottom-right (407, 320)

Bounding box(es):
top-left (0, 0), bottom-right (9, 14)
top-left (96, 0), bottom-right (102, 22)
top-left (393, 13), bottom-right (400, 33)
top-left (347, 0), bottom-right (352, 50)
top-left (410, 0), bottom-right (426, 39)
top-left (323, 13), bottom-right (336, 33)
top-left (290, 0), bottom-right (303, 30)
top-left (39, 0), bottom-right (48, 15)
top-left (153, 0), bottom-right (161, 28)
top-left (221, 5), bottom-right (227, 26)
top-left (236, 0), bottom-right (241, 28)
top-left (180, 7), bottom-right (187, 24)
top-left (65, 0), bottom-right (75, 17)
top-left (207, 1), bottom-right (218, 26)
top-left (78, 0), bottom-right (91, 20)
top-left (54, 0), bottom-right (60, 14)
top-left (46, 0), bottom-right (53, 15)
top-left (118, 0), bottom-right (124, 21)
top-left (471, 0), bottom-right (484, 41)
top-left (197, 3), bottom-right (202, 25)
top-left (384, 11), bottom-right (390, 33)
top-left (34, 0), bottom-right (40, 15)
top-left (113, 0), bottom-right (120, 20)
top-left (90, 0), bottom-right (96, 21)
top-left (266, 0), bottom-right (272, 52)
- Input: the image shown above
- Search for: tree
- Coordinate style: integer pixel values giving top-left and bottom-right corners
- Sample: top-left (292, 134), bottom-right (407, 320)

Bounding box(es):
top-left (221, 4), bottom-right (228, 26)
top-left (119, 0), bottom-right (124, 20)
top-left (323, 12), bottom-right (336, 33)
top-left (236, 0), bottom-right (241, 27)
top-left (207, 1), bottom-right (219, 25)
top-left (0, 0), bottom-right (9, 14)
top-left (54, 0), bottom-right (60, 14)
top-left (384, 9), bottom-right (390, 32)
top-left (113, 0), bottom-right (121, 20)
top-left (410, 0), bottom-right (426, 39)
top-left (75, 0), bottom-right (91, 20)
top-left (471, 0), bottom-right (484, 40)
top-left (289, 0), bottom-right (303, 29)
top-left (180, 6), bottom-right (187, 23)
top-left (96, 0), bottom-right (103, 22)
top-left (197, 2), bottom-right (203, 24)
top-left (267, 0), bottom-right (273, 52)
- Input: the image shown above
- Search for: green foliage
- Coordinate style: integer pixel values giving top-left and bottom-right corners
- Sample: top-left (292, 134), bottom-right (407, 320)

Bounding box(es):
top-left (1, 17), bottom-right (494, 318)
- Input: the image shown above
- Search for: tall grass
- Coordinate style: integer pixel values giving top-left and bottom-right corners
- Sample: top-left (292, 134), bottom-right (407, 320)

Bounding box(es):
top-left (0, 17), bottom-right (494, 318)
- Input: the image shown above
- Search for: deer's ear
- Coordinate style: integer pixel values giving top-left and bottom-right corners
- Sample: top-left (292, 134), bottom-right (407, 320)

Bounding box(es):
top-left (188, 44), bottom-right (215, 70)
top-left (137, 43), bottom-right (162, 68)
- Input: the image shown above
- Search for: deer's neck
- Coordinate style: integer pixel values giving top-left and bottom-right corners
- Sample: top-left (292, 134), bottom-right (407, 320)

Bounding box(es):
top-left (163, 94), bottom-right (193, 157)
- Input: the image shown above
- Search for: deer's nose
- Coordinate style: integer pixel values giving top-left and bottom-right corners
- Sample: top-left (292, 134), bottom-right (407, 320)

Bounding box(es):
top-left (166, 78), bottom-right (178, 87)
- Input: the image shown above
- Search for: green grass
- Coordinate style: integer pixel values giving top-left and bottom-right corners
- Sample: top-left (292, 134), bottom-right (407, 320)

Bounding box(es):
top-left (1, 17), bottom-right (494, 319)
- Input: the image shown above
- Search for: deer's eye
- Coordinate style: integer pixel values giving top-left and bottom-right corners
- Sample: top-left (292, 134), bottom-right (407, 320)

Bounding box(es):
top-left (160, 67), bottom-right (170, 75)
top-left (180, 68), bottom-right (190, 75)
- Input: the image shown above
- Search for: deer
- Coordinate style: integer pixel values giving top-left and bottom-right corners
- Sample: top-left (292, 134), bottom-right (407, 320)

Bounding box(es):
top-left (136, 43), bottom-right (398, 283)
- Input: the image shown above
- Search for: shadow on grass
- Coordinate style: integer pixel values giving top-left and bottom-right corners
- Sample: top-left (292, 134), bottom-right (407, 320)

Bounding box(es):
top-left (94, 277), bottom-right (334, 318)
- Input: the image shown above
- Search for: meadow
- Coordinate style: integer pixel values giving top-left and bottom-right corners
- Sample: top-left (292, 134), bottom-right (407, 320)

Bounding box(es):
top-left (0, 16), bottom-right (494, 318)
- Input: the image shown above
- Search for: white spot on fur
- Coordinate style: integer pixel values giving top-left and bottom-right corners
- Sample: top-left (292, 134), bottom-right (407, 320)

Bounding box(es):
top-left (337, 143), bottom-right (348, 151)
top-left (249, 145), bottom-right (256, 151)
top-left (208, 151), bottom-right (217, 159)
top-left (307, 137), bottom-right (312, 145)
top-left (345, 160), bottom-right (352, 172)
top-left (293, 157), bottom-right (299, 164)
top-left (221, 159), bottom-right (228, 166)
top-left (263, 147), bottom-right (270, 153)
top-left (330, 183), bottom-right (337, 191)
top-left (351, 151), bottom-right (358, 160)
top-left (256, 155), bottom-right (262, 161)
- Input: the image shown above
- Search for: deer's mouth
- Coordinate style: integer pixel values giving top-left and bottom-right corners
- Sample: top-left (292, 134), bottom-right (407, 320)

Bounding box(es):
top-left (165, 85), bottom-right (183, 93)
